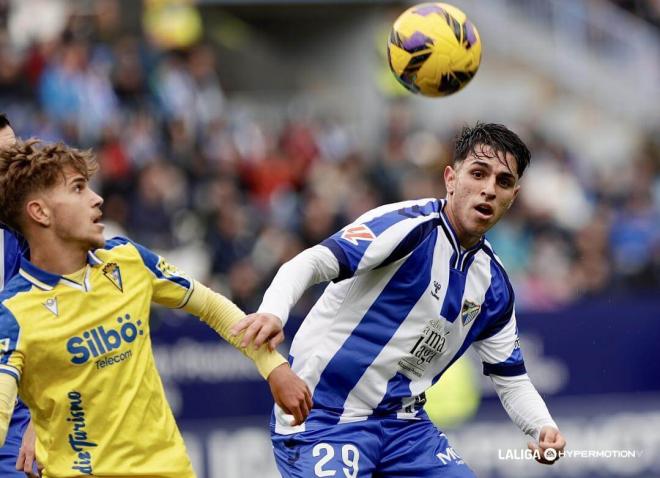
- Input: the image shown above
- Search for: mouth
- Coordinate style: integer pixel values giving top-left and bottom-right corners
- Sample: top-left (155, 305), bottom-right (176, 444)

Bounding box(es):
top-left (474, 203), bottom-right (494, 219)
top-left (92, 214), bottom-right (104, 228)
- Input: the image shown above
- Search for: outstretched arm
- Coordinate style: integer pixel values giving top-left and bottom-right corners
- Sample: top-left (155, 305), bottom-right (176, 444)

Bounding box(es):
top-left (231, 245), bottom-right (339, 349)
top-left (183, 281), bottom-right (313, 425)
top-left (491, 374), bottom-right (566, 464)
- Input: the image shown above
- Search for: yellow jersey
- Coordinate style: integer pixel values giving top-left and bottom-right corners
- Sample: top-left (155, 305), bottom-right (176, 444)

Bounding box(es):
top-left (0, 237), bottom-right (199, 477)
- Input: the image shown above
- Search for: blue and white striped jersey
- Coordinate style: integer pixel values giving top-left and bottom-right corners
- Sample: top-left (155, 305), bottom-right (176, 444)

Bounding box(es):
top-left (273, 198), bottom-right (525, 434)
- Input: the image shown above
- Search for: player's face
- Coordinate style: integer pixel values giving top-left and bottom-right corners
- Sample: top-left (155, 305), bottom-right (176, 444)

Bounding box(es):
top-left (38, 166), bottom-right (105, 250)
top-left (444, 144), bottom-right (520, 247)
top-left (0, 125), bottom-right (16, 149)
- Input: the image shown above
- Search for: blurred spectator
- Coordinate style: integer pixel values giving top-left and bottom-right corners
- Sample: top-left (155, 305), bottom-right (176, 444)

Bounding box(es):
top-left (0, 0), bottom-right (656, 314)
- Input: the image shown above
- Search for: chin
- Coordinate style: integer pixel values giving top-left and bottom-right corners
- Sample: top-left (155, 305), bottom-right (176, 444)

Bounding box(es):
top-left (89, 235), bottom-right (106, 249)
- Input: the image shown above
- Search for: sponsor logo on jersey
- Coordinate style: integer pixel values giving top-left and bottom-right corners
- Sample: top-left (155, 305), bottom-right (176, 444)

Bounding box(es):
top-left (399, 319), bottom-right (450, 378)
top-left (67, 390), bottom-right (97, 474)
top-left (461, 299), bottom-right (481, 326)
top-left (430, 280), bottom-right (442, 300)
top-left (340, 224), bottom-right (376, 246)
top-left (102, 262), bottom-right (123, 292)
top-left (66, 314), bottom-right (144, 365)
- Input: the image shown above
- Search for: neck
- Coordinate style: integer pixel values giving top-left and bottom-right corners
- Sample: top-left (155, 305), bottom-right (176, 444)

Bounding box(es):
top-left (28, 239), bottom-right (88, 276)
top-left (444, 198), bottom-right (482, 249)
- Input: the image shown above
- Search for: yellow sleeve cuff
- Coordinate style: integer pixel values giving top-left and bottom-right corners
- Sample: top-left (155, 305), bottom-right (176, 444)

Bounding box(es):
top-left (182, 281), bottom-right (287, 379)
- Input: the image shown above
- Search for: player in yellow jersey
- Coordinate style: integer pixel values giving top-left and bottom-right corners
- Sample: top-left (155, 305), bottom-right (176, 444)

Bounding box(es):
top-left (0, 139), bottom-right (313, 478)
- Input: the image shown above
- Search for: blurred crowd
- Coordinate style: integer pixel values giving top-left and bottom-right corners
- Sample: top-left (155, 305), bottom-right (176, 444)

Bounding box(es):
top-left (0, 0), bottom-right (658, 314)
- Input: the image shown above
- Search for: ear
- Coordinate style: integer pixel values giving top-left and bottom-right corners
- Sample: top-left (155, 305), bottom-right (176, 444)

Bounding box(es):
top-left (444, 165), bottom-right (457, 195)
top-left (508, 184), bottom-right (521, 209)
top-left (25, 198), bottom-right (51, 227)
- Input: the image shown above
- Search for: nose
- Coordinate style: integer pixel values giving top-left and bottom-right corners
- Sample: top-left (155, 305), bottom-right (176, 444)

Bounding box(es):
top-left (481, 176), bottom-right (496, 200)
top-left (91, 189), bottom-right (104, 209)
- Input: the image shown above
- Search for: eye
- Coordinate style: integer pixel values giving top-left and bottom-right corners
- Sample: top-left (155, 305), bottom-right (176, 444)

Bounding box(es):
top-left (498, 178), bottom-right (513, 188)
top-left (472, 170), bottom-right (484, 179)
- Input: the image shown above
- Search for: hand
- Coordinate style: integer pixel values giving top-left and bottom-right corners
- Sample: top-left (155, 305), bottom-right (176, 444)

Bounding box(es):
top-left (528, 426), bottom-right (566, 465)
top-left (267, 363), bottom-right (313, 426)
top-left (230, 313), bottom-right (285, 351)
top-left (16, 420), bottom-right (42, 477)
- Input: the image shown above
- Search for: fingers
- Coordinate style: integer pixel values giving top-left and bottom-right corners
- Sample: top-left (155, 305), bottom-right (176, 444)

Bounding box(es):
top-left (15, 449), bottom-right (24, 469)
top-left (239, 319), bottom-right (263, 349)
top-left (253, 322), bottom-right (277, 349)
top-left (16, 448), bottom-right (35, 473)
top-left (229, 316), bottom-right (253, 340)
top-left (289, 400), bottom-right (305, 426)
top-left (268, 331), bottom-right (285, 351)
top-left (232, 314), bottom-right (284, 349)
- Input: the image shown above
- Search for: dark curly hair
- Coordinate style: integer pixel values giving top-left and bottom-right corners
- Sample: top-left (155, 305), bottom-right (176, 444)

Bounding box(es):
top-left (453, 123), bottom-right (531, 178)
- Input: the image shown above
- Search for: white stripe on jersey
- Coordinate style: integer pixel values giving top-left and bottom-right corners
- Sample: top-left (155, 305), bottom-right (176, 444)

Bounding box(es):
top-left (267, 198), bottom-right (527, 435)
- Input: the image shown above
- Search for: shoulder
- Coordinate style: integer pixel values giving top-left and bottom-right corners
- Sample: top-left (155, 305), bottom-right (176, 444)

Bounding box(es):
top-left (0, 277), bottom-right (32, 331)
top-left (0, 274), bottom-right (34, 305)
top-left (353, 198), bottom-right (440, 225)
top-left (94, 236), bottom-right (149, 264)
top-left (481, 240), bottom-right (515, 306)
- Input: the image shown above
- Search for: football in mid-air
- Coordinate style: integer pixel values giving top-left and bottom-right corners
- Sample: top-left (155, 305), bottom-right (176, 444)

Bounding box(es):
top-left (387, 2), bottom-right (482, 97)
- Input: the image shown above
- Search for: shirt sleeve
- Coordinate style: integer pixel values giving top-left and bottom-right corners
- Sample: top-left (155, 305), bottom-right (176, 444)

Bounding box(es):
top-left (320, 199), bottom-right (440, 282)
top-left (183, 281), bottom-right (286, 379)
top-left (472, 308), bottom-right (526, 377)
top-left (257, 245), bottom-right (339, 327)
top-left (128, 241), bottom-right (195, 309)
top-left (0, 306), bottom-right (23, 384)
top-left (490, 374), bottom-right (558, 440)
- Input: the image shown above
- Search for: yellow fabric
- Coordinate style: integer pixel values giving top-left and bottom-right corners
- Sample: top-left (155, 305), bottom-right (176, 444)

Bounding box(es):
top-left (0, 238), bottom-right (195, 477)
top-left (0, 372), bottom-right (17, 446)
top-left (183, 282), bottom-right (286, 379)
top-left (62, 266), bottom-right (87, 284)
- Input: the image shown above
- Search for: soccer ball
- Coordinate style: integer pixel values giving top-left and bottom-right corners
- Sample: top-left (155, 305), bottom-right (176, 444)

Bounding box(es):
top-left (387, 3), bottom-right (482, 97)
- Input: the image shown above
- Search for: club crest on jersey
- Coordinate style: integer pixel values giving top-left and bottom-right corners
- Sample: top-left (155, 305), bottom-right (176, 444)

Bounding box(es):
top-left (461, 300), bottom-right (481, 326)
top-left (102, 263), bottom-right (123, 292)
top-left (340, 224), bottom-right (376, 246)
top-left (43, 297), bottom-right (59, 317)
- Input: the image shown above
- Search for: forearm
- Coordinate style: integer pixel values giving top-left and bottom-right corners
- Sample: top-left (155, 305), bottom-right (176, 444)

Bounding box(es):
top-left (0, 373), bottom-right (17, 446)
top-left (183, 281), bottom-right (286, 379)
top-left (491, 374), bottom-right (558, 441)
top-left (258, 245), bottom-right (339, 326)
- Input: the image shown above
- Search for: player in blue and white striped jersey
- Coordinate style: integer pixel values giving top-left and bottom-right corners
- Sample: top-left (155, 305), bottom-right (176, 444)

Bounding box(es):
top-left (0, 115), bottom-right (39, 477)
top-left (233, 123), bottom-right (566, 477)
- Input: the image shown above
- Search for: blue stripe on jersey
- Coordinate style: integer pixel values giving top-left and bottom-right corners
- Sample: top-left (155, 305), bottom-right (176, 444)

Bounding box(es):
top-left (321, 199), bottom-right (438, 282)
top-left (374, 371), bottom-right (414, 413)
top-left (0, 368), bottom-right (19, 381)
top-left (440, 263), bottom-right (468, 323)
top-left (376, 217), bottom-right (439, 270)
top-left (0, 278), bottom-right (31, 367)
top-left (312, 227), bottom-right (438, 416)
top-left (475, 259), bottom-right (514, 341)
top-left (102, 236), bottom-right (131, 250)
top-left (104, 236), bottom-right (192, 290)
top-left (430, 258), bottom-right (522, 385)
